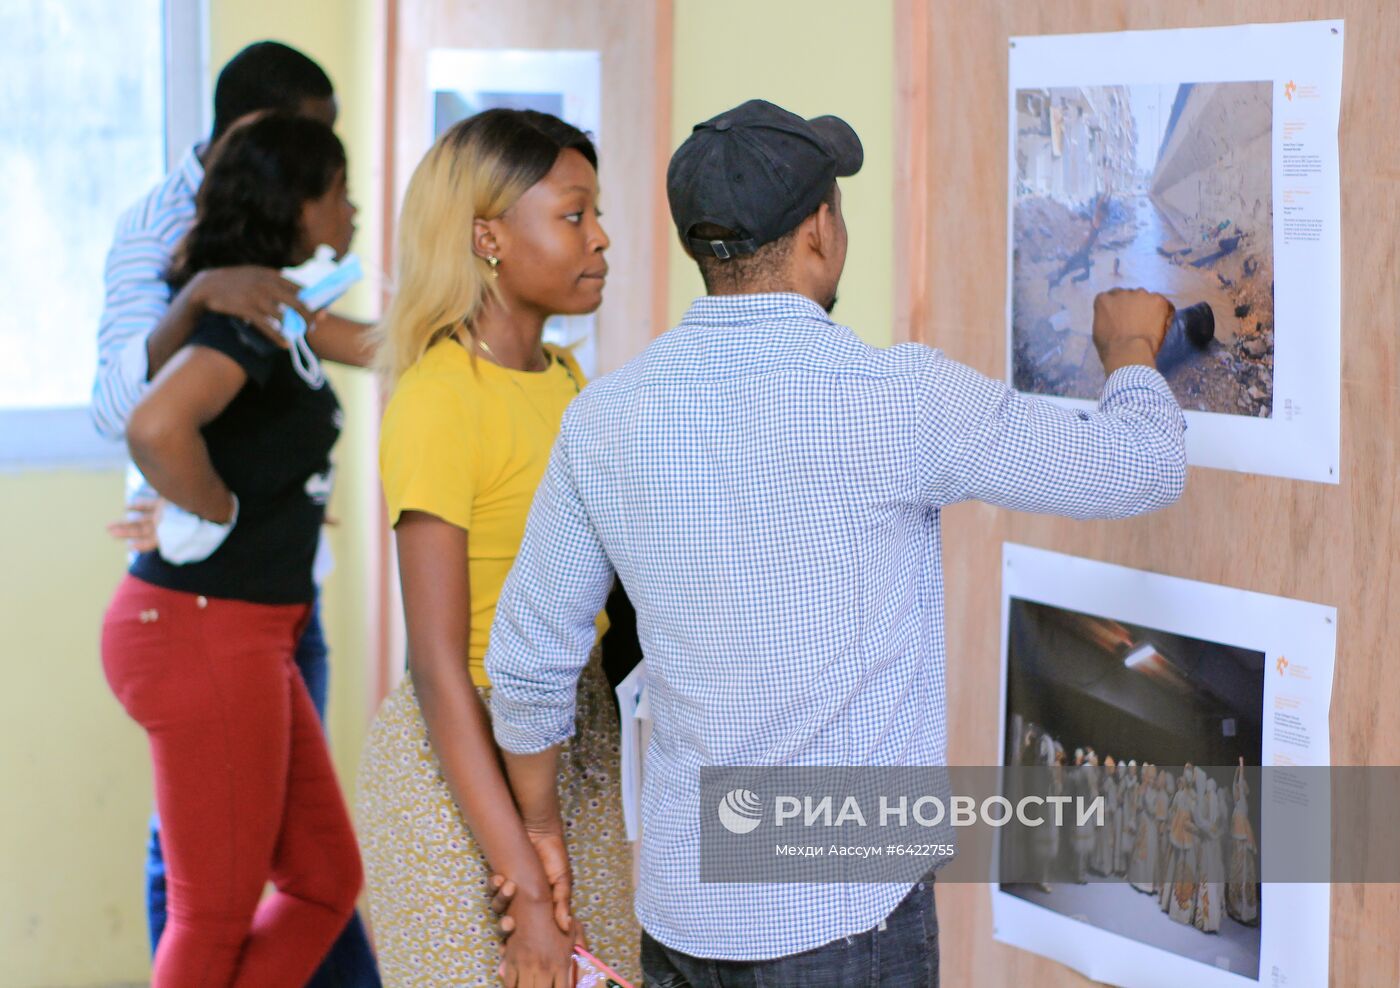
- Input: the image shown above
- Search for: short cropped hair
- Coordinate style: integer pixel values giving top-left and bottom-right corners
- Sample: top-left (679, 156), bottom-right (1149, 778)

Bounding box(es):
top-left (691, 183), bottom-right (838, 294)
top-left (210, 41), bottom-right (334, 142)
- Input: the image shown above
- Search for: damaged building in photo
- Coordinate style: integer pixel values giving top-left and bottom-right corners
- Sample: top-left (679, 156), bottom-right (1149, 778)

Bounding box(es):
top-left (1011, 82), bottom-right (1276, 418)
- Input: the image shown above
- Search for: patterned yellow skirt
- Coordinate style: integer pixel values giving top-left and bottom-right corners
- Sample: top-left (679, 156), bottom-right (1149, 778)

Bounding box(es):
top-left (355, 651), bottom-right (639, 987)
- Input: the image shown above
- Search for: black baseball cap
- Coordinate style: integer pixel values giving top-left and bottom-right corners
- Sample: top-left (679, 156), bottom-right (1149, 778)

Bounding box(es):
top-left (667, 99), bottom-right (863, 260)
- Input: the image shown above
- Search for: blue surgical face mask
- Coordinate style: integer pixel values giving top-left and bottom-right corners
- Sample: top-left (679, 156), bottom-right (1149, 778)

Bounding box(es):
top-left (279, 246), bottom-right (363, 340)
top-left (279, 245), bottom-right (364, 387)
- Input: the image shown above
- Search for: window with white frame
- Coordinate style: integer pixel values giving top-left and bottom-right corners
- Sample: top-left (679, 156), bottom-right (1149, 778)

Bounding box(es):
top-left (0, 0), bottom-right (205, 467)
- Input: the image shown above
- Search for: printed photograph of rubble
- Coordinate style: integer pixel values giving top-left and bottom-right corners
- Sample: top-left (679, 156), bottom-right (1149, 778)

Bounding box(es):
top-left (1011, 83), bottom-right (1274, 417)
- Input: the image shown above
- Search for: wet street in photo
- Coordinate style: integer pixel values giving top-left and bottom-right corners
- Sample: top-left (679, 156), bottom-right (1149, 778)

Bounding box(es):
top-left (1012, 194), bottom-right (1274, 417)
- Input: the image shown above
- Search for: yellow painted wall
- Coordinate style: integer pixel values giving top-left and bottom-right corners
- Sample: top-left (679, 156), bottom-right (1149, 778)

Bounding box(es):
top-left (1, 3), bottom-right (380, 984)
top-left (668, 0), bottom-right (896, 346)
top-left (1, 470), bottom-right (147, 987)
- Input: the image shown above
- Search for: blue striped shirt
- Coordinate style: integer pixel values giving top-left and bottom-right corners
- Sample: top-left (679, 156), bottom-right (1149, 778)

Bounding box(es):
top-left (486, 292), bottom-right (1186, 960)
top-left (90, 144), bottom-right (202, 439)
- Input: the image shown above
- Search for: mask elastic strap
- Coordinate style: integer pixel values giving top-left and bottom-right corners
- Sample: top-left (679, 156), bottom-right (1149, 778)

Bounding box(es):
top-left (290, 334), bottom-right (325, 389)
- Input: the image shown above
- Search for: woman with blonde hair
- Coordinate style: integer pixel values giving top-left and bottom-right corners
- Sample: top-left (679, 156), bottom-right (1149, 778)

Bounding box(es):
top-left (356, 109), bottom-right (637, 986)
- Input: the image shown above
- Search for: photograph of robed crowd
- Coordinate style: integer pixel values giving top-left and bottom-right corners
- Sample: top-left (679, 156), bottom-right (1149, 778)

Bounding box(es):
top-left (1001, 597), bottom-right (1265, 981)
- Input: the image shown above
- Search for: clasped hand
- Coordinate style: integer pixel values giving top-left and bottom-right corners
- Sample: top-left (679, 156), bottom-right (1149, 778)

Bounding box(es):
top-left (494, 823), bottom-right (584, 987)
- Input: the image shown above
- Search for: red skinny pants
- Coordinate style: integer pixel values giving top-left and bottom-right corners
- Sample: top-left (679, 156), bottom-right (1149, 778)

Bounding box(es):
top-left (101, 576), bottom-right (362, 987)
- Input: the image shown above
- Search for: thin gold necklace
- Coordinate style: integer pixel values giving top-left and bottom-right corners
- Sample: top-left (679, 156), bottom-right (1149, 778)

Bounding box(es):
top-left (474, 334), bottom-right (549, 373)
top-left (462, 332), bottom-right (582, 434)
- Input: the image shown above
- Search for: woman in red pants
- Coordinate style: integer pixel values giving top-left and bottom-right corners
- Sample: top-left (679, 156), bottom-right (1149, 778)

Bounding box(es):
top-left (101, 112), bottom-right (364, 987)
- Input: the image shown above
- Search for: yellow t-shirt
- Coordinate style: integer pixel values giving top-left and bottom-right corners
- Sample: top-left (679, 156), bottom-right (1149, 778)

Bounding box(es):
top-left (379, 337), bottom-right (603, 687)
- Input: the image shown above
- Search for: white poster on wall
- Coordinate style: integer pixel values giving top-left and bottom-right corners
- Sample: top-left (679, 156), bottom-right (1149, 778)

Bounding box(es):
top-left (994, 543), bottom-right (1335, 988)
top-left (1006, 20), bottom-right (1343, 483)
top-left (426, 49), bottom-right (602, 377)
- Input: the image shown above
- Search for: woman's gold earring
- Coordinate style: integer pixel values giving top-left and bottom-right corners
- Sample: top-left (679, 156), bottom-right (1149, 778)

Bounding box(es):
top-left (487, 255), bottom-right (500, 278)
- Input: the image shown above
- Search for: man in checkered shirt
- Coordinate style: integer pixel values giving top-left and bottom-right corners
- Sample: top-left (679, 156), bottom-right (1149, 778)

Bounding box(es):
top-left (486, 99), bottom-right (1185, 987)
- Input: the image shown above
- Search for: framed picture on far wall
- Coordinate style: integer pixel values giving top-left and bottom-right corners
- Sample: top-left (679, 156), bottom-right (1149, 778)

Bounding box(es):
top-left (995, 543), bottom-right (1335, 988)
top-left (427, 49), bottom-right (602, 377)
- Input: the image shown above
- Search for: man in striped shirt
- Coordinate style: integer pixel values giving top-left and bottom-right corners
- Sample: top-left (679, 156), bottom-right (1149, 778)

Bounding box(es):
top-left (91, 41), bottom-right (380, 988)
top-left (89, 42), bottom-right (379, 438)
top-left (486, 100), bottom-right (1186, 986)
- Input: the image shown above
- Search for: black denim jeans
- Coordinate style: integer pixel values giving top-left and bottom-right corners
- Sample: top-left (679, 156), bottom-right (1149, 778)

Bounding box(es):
top-left (641, 878), bottom-right (938, 987)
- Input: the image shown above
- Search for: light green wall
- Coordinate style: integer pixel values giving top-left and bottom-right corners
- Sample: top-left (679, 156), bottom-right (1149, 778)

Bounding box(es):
top-left (1, 3), bottom-right (379, 984)
top-left (669, 0), bottom-right (896, 346)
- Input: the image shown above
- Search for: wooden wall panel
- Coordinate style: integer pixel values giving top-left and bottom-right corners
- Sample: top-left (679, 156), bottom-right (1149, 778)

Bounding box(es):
top-left (894, 0), bottom-right (931, 344)
top-left (898, 2), bottom-right (1399, 985)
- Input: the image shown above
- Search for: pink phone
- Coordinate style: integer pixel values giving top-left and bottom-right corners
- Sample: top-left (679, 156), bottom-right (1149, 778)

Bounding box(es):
top-left (572, 944), bottom-right (634, 988)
